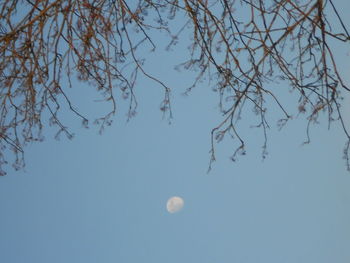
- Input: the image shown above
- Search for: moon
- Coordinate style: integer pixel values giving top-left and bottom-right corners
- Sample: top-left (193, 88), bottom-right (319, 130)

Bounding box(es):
top-left (166, 196), bottom-right (184, 213)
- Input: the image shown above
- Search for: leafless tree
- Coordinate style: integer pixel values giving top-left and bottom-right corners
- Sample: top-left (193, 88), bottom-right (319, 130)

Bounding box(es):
top-left (1, 0), bottom-right (349, 175)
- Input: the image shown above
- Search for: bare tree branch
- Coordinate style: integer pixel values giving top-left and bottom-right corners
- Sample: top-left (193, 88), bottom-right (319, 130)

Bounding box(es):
top-left (0, 0), bottom-right (349, 175)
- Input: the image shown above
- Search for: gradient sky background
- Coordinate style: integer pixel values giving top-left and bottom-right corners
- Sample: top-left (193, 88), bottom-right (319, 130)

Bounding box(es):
top-left (1, 2), bottom-right (350, 263)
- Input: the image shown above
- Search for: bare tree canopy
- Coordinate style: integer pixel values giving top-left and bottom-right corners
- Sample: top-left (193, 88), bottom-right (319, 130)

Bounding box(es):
top-left (0, 0), bottom-right (349, 175)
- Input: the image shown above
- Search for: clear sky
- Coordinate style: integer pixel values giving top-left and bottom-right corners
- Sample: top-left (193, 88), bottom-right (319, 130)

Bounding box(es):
top-left (1, 2), bottom-right (350, 263)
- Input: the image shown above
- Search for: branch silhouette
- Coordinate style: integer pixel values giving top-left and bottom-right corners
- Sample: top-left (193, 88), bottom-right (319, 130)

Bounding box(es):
top-left (0, 0), bottom-right (349, 175)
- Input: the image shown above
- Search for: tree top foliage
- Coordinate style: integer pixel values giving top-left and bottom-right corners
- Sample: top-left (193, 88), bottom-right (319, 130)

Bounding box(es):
top-left (0, 0), bottom-right (349, 175)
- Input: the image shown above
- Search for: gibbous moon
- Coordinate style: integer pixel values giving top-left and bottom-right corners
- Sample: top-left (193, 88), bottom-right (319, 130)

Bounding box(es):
top-left (166, 196), bottom-right (184, 213)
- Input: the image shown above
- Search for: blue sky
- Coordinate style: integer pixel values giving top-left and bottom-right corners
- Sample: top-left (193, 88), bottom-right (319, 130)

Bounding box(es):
top-left (1, 2), bottom-right (350, 263)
